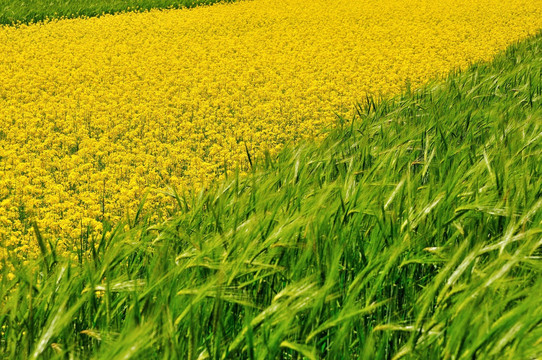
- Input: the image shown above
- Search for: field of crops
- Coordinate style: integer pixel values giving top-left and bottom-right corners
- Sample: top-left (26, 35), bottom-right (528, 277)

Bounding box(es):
top-left (0, 0), bottom-right (232, 24)
top-left (1, 0), bottom-right (542, 358)
top-left (1, 0), bottom-right (542, 263)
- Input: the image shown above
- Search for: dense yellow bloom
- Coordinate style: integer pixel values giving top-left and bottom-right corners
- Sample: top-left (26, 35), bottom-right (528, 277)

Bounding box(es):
top-left (0, 0), bottom-right (541, 261)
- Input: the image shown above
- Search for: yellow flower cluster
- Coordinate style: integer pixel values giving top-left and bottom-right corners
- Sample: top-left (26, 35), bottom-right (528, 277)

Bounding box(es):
top-left (0, 0), bottom-right (541, 261)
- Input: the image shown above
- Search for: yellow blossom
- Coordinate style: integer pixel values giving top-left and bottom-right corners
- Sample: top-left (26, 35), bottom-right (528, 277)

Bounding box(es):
top-left (0, 0), bottom-right (541, 260)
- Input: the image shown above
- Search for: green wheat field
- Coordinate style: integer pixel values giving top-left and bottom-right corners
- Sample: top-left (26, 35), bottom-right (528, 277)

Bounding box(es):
top-left (0, 0), bottom-right (541, 359)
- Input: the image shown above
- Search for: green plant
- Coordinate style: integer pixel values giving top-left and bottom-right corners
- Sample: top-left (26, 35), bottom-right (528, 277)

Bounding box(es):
top-left (1, 30), bottom-right (541, 360)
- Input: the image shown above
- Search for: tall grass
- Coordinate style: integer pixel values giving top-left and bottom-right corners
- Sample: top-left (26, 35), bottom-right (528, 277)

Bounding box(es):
top-left (1, 33), bottom-right (541, 359)
top-left (0, 0), bottom-right (235, 25)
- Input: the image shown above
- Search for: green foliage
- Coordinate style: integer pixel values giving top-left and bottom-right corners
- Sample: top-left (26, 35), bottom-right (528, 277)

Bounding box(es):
top-left (0, 0), bottom-right (235, 25)
top-left (1, 33), bottom-right (542, 359)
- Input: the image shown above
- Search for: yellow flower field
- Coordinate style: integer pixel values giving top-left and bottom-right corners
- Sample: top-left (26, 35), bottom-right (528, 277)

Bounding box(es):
top-left (1, 0), bottom-right (541, 261)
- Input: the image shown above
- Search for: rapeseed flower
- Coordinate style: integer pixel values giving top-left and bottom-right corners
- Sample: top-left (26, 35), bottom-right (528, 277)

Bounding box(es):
top-left (0, 0), bottom-right (541, 261)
